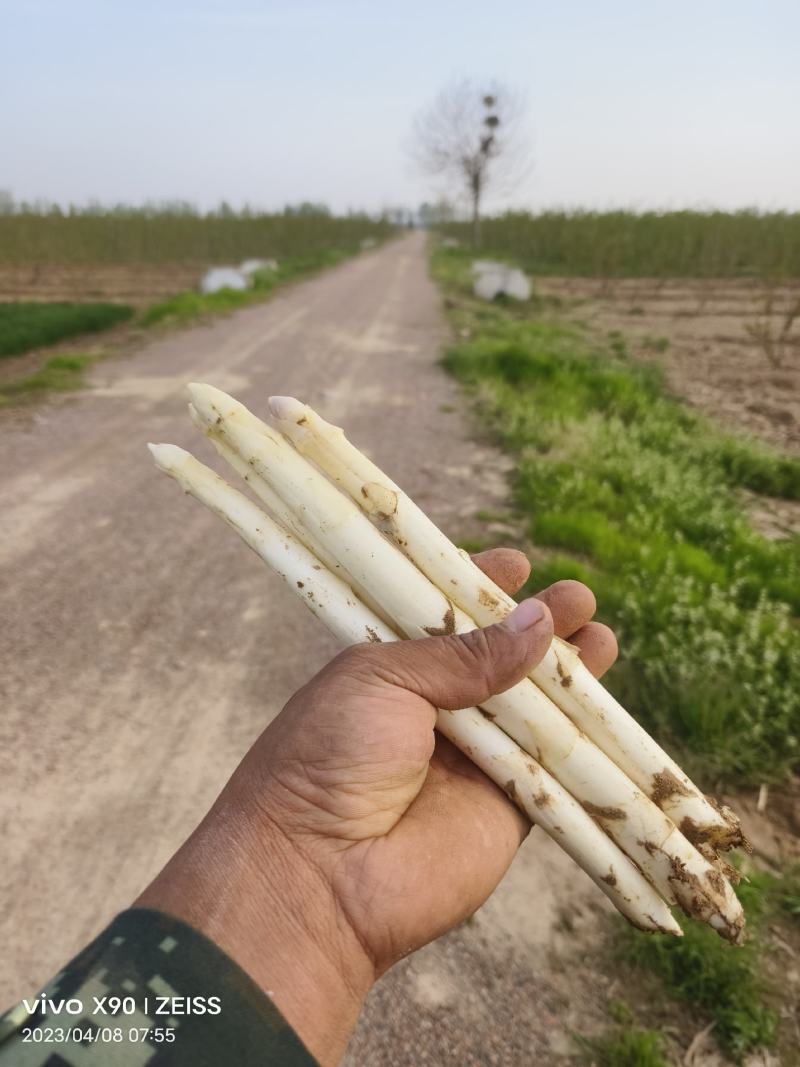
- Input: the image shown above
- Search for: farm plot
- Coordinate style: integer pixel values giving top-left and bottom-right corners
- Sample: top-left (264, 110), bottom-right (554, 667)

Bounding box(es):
top-left (0, 301), bottom-right (133, 359)
top-left (0, 209), bottom-right (394, 404)
top-left (0, 209), bottom-right (394, 303)
top-left (0, 263), bottom-right (202, 305)
top-left (535, 275), bottom-right (800, 459)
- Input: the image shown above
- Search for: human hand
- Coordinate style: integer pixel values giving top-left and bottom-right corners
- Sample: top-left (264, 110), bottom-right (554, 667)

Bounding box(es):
top-left (138, 549), bottom-right (617, 1064)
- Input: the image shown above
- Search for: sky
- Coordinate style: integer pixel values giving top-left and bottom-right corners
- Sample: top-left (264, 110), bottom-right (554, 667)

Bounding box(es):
top-left (2, 0), bottom-right (799, 216)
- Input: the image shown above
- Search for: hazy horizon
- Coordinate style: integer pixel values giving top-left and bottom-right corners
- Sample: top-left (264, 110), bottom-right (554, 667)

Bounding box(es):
top-left (3, 0), bottom-right (799, 216)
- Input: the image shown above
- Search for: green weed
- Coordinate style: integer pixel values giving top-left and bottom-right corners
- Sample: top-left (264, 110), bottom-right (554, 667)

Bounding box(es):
top-left (0, 302), bottom-right (132, 358)
top-left (617, 892), bottom-right (777, 1061)
top-left (779, 885), bottom-right (800, 920)
top-left (585, 871), bottom-right (799, 1063)
top-left (642, 335), bottom-right (670, 353)
top-left (747, 864), bottom-right (800, 923)
top-left (456, 538), bottom-right (489, 554)
top-left (574, 1027), bottom-right (669, 1067)
top-left (0, 353), bottom-right (96, 403)
top-left (474, 509), bottom-right (509, 523)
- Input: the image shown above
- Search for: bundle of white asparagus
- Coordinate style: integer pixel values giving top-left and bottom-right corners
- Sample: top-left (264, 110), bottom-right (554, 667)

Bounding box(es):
top-left (149, 384), bottom-right (749, 943)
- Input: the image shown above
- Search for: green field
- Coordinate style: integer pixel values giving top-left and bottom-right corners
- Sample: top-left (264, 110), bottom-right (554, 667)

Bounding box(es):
top-left (0, 206), bottom-right (394, 265)
top-left (0, 301), bottom-right (133, 358)
top-left (439, 210), bottom-right (800, 278)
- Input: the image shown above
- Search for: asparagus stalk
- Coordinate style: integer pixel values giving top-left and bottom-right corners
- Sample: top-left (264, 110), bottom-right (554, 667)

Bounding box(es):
top-left (148, 442), bottom-right (681, 935)
top-left (186, 385), bottom-right (745, 942)
top-left (187, 402), bottom-right (345, 575)
top-left (187, 403), bottom-right (395, 631)
top-left (267, 395), bottom-right (743, 852)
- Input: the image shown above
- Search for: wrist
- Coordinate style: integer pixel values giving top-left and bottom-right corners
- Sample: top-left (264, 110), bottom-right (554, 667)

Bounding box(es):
top-left (136, 783), bottom-right (374, 1065)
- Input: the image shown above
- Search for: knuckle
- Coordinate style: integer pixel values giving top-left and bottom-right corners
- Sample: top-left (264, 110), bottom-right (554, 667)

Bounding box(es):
top-left (328, 642), bottom-right (408, 692)
top-left (331, 643), bottom-right (380, 678)
top-left (453, 627), bottom-right (499, 693)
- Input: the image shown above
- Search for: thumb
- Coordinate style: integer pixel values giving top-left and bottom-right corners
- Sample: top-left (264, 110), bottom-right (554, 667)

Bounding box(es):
top-left (365, 598), bottom-right (554, 710)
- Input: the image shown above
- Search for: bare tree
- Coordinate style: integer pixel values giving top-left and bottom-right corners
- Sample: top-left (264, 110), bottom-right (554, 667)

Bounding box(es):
top-left (411, 79), bottom-right (529, 247)
top-left (745, 287), bottom-right (800, 368)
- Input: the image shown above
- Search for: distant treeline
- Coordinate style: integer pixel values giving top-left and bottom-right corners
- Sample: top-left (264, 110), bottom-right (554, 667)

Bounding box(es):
top-left (440, 210), bottom-right (800, 278)
top-left (0, 204), bottom-right (395, 265)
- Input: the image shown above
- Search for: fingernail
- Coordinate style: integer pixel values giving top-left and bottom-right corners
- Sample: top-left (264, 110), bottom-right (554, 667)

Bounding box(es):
top-left (503, 598), bottom-right (545, 634)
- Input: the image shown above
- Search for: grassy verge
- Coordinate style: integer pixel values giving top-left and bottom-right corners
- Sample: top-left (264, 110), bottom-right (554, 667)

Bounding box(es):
top-left (140, 248), bottom-right (351, 328)
top-left (0, 301), bottom-right (133, 358)
top-left (617, 883), bottom-right (775, 1060)
top-left (0, 354), bottom-right (99, 400)
top-left (432, 246), bottom-right (800, 787)
top-left (613, 866), bottom-right (800, 1062)
top-left (433, 244), bottom-right (800, 1062)
top-left (0, 245), bottom-right (369, 405)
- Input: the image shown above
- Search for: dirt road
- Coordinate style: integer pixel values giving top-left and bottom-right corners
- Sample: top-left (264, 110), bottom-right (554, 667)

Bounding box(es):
top-left (0, 234), bottom-right (608, 1063)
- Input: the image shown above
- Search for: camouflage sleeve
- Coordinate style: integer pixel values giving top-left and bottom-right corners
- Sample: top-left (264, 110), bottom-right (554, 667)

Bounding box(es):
top-left (0, 908), bottom-right (319, 1065)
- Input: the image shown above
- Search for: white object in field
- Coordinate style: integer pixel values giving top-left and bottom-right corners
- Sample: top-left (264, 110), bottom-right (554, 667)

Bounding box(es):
top-left (502, 269), bottom-right (532, 300)
top-left (199, 267), bottom-right (249, 294)
top-left (188, 384), bottom-right (745, 942)
top-left (148, 442), bottom-right (681, 936)
top-left (441, 237), bottom-right (460, 248)
top-left (471, 259), bottom-right (502, 274)
top-left (474, 270), bottom-right (504, 300)
top-left (360, 237), bottom-right (377, 250)
top-left (240, 258), bottom-right (278, 276)
top-left (473, 262), bottom-right (532, 301)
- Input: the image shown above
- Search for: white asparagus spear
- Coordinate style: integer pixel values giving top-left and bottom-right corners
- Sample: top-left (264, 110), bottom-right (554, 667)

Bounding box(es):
top-left (268, 395), bottom-right (743, 852)
top-left (187, 385), bottom-right (745, 941)
top-left (148, 441), bottom-right (681, 935)
top-left (187, 402), bottom-right (347, 576)
top-left (187, 403), bottom-right (395, 631)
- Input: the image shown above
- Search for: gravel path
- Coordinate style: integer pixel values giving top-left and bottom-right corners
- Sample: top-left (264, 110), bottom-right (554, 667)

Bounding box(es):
top-left (0, 233), bottom-right (607, 1062)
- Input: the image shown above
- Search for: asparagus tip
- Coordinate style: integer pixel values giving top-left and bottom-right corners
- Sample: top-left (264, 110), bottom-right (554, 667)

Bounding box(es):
top-left (186, 381), bottom-right (212, 407)
top-left (148, 442), bottom-right (190, 471)
top-left (268, 395), bottom-right (305, 421)
top-left (188, 382), bottom-right (251, 431)
top-left (187, 381), bottom-right (229, 408)
top-left (187, 402), bottom-right (204, 430)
